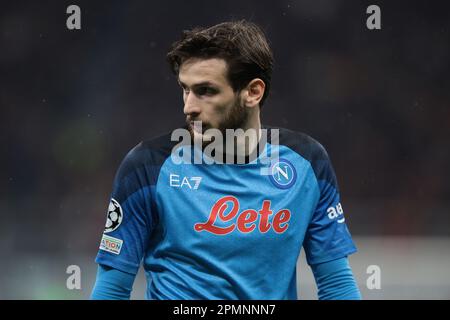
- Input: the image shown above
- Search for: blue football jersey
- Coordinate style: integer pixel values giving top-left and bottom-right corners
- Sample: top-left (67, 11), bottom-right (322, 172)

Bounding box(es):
top-left (95, 126), bottom-right (357, 299)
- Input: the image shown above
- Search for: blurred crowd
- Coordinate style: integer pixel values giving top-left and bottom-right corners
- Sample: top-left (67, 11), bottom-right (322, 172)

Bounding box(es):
top-left (1, 0), bottom-right (449, 260)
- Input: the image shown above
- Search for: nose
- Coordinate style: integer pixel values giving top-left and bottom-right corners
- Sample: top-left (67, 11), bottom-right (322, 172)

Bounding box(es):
top-left (183, 91), bottom-right (201, 116)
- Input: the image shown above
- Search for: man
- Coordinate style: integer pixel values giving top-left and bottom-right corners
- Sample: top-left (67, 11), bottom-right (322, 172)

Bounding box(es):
top-left (91, 20), bottom-right (361, 300)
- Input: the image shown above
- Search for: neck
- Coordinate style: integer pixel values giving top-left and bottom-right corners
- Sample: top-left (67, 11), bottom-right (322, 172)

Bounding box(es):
top-left (221, 107), bottom-right (262, 164)
top-left (234, 108), bottom-right (261, 156)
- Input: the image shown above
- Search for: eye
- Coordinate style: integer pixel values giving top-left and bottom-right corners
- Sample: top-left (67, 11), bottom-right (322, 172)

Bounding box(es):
top-left (196, 87), bottom-right (217, 96)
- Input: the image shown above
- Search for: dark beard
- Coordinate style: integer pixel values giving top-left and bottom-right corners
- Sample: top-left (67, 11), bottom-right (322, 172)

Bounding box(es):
top-left (186, 98), bottom-right (250, 150)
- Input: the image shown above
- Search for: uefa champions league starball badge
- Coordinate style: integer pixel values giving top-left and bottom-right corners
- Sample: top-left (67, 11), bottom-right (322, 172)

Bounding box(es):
top-left (104, 198), bottom-right (123, 233)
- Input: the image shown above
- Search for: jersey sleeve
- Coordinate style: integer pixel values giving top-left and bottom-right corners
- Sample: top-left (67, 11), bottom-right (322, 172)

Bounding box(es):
top-left (303, 144), bottom-right (357, 266)
top-left (95, 143), bottom-right (155, 275)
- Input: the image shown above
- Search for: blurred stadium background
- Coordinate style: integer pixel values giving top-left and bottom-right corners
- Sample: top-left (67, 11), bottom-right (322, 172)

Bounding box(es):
top-left (0, 0), bottom-right (449, 299)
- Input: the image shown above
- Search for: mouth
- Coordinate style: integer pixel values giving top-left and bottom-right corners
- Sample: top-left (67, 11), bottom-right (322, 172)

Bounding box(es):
top-left (188, 120), bottom-right (208, 134)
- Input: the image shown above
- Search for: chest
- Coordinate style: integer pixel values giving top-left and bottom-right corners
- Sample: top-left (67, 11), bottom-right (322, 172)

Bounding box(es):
top-left (154, 161), bottom-right (319, 243)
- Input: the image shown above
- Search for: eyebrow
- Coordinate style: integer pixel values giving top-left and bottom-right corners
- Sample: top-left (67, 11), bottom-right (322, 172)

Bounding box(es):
top-left (178, 80), bottom-right (219, 88)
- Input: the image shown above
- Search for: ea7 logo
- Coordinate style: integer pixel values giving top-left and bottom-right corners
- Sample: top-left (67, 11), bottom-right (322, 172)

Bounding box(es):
top-left (327, 202), bottom-right (345, 223)
top-left (170, 174), bottom-right (202, 190)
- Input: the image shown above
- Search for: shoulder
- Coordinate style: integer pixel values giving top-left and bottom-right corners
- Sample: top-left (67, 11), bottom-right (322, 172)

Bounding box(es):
top-left (115, 129), bottom-right (181, 181)
top-left (265, 125), bottom-right (338, 187)
top-left (266, 125), bottom-right (330, 163)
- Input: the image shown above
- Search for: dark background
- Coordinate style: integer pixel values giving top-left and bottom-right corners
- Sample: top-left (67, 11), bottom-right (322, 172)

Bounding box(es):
top-left (1, 0), bottom-right (449, 299)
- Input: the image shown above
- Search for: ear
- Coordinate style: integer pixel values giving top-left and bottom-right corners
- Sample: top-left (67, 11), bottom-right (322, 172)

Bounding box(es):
top-left (242, 78), bottom-right (265, 108)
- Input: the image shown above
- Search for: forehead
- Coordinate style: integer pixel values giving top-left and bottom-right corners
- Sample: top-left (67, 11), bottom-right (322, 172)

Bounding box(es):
top-left (178, 58), bottom-right (230, 87)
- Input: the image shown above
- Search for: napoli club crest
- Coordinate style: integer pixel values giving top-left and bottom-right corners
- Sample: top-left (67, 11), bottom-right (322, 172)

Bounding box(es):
top-left (269, 159), bottom-right (297, 189)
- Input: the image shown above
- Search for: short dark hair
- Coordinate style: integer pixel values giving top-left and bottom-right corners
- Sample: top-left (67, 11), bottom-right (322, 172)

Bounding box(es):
top-left (167, 20), bottom-right (274, 107)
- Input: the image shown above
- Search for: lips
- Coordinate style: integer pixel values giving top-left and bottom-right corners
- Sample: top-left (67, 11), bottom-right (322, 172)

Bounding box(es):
top-left (190, 121), bottom-right (202, 133)
top-left (189, 120), bottom-right (210, 133)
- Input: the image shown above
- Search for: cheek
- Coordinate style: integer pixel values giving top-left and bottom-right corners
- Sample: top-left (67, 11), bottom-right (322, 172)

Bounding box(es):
top-left (214, 93), bottom-right (238, 114)
top-left (198, 89), bottom-right (237, 124)
top-left (202, 98), bottom-right (230, 120)
top-left (211, 103), bottom-right (234, 126)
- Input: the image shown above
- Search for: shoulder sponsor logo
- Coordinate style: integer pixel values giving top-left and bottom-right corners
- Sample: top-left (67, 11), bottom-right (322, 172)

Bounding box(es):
top-left (327, 202), bottom-right (345, 223)
top-left (99, 234), bottom-right (123, 255)
top-left (104, 198), bottom-right (123, 233)
top-left (269, 158), bottom-right (297, 189)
